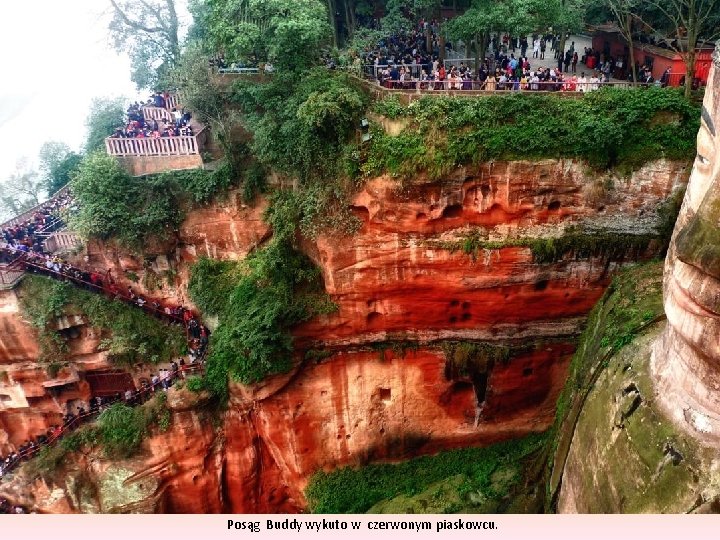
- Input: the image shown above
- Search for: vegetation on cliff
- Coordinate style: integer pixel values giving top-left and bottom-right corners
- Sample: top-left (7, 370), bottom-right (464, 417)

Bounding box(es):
top-left (28, 394), bottom-right (171, 478)
top-left (69, 152), bottom-right (251, 248)
top-left (188, 193), bottom-right (337, 398)
top-left (546, 261), bottom-right (666, 508)
top-left (434, 227), bottom-right (659, 263)
top-left (306, 433), bottom-right (546, 513)
top-left (19, 275), bottom-right (186, 369)
top-left (369, 89), bottom-right (699, 179)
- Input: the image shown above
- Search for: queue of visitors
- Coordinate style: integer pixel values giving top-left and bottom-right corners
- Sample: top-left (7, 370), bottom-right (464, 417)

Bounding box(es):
top-left (1, 191), bottom-right (74, 261)
top-left (109, 93), bottom-right (194, 140)
top-left (0, 361), bottom-right (203, 482)
top-left (376, 55), bottom-right (607, 93)
top-left (0, 190), bottom-right (211, 486)
top-left (0, 497), bottom-right (27, 514)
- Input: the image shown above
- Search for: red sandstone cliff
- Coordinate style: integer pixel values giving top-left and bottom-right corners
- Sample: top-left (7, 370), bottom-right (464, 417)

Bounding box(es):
top-left (0, 159), bottom-right (689, 512)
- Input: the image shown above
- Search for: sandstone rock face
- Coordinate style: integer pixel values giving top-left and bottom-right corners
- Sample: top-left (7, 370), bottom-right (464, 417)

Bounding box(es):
top-left (0, 159), bottom-right (689, 512)
top-left (0, 404), bottom-right (222, 513)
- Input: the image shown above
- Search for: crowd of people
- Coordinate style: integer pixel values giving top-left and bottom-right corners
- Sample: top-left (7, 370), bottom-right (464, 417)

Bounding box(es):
top-left (375, 54), bottom-right (610, 93)
top-left (0, 191), bottom-right (74, 259)
top-left (0, 191), bottom-right (212, 487)
top-left (358, 21), bottom-right (674, 93)
top-left (0, 360), bottom-right (203, 483)
top-left (109, 93), bottom-right (194, 140)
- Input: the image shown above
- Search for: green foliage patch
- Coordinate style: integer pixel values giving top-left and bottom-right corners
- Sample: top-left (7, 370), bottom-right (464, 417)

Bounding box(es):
top-left (69, 152), bottom-right (247, 248)
top-left (305, 433), bottom-right (546, 513)
top-left (232, 69), bottom-right (369, 237)
top-left (26, 393), bottom-right (171, 477)
top-left (367, 88), bottom-right (699, 179)
top-left (188, 192), bottom-right (337, 398)
top-left (434, 227), bottom-right (657, 264)
top-left (19, 275), bottom-right (186, 367)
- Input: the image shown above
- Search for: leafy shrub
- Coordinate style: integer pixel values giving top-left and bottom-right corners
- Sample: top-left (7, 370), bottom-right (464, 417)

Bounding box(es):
top-left (366, 88), bottom-right (699, 179)
top-left (242, 162), bottom-right (267, 204)
top-left (190, 240), bottom-right (336, 398)
top-left (19, 276), bottom-right (186, 366)
top-left (70, 152), bottom-right (241, 247)
top-left (70, 152), bottom-right (184, 248)
top-left (97, 403), bottom-right (147, 458)
top-left (189, 192), bottom-right (337, 398)
top-left (185, 376), bottom-right (206, 393)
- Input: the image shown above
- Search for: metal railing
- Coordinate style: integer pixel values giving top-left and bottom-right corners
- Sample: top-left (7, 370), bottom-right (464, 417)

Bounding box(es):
top-left (217, 67), bottom-right (260, 74)
top-left (0, 363), bottom-right (204, 480)
top-left (0, 186), bottom-right (70, 230)
top-left (42, 231), bottom-right (81, 254)
top-left (165, 93), bottom-right (179, 111)
top-left (362, 77), bottom-right (642, 94)
top-left (0, 258), bottom-right (25, 290)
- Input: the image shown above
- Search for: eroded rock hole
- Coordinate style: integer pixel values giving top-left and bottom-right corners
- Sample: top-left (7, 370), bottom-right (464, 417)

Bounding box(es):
top-left (416, 212), bottom-right (427, 220)
top-left (462, 313), bottom-right (472, 321)
top-left (379, 388), bottom-right (391, 401)
top-left (442, 204), bottom-right (463, 219)
top-left (350, 205), bottom-right (370, 222)
top-left (366, 311), bottom-right (383, 327)
top-left (534, 279), bottom-right (549, 291)
top-left (664, 443), bottom-right (684, 466)
top-left (522, 367), bottom-right (533, 377)
top-left (450, 299), bottom-right (460, 307)
top-left (622, 383), bottom-right (639, 396)
top-left (548, 201), bottom-right (561, 211)
top-left (472, 372), bottom-right (489, 405)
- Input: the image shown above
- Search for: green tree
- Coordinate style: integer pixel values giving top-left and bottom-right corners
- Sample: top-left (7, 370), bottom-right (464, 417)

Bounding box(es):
top-left (547, 0), bottom-right (585, 68)
top-left (0, 159), bottom-right (45, 221)
top-left (167, 44), bottom-right (241, 165)
top-left (108, 0), bottom-right (182, 89)
top-left (233, 68), bottom-right (368, 185)
top-left (637, 0), bottom-right (720, 98)
top-left (84, 97), bottom-right (126, 153)
top-left (201, 0), bottom-right (332, 71)
top-left (444, 1), bottom-right (507, 71)
top-left (69, 152), bottom-right (182, 247)
top-left (604, 0), bottom-right (640, 82)
top-left (38, 141), bottom-right (84, 194)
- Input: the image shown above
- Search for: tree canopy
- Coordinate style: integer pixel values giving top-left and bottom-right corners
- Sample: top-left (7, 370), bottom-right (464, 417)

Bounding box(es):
top-left (38, 141), bottom-right (83, 195)
top-left (84, 97), bottom-right (126, 154)
top-left (199, 0), bottom-right (333, 71)
top-left (108, 0), bottom-right (182, 89)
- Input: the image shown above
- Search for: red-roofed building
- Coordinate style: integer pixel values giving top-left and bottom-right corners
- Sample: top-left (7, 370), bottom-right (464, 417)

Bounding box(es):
top-left (589, 23), bottom-right (714, 86)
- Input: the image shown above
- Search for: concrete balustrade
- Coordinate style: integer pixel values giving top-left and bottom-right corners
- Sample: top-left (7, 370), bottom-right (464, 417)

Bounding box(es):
top-left (105, 133), bottom-right (201, 157)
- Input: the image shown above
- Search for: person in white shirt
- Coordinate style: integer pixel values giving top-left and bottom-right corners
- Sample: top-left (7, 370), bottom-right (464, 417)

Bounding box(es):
top-left (533, 38), bottom-right (540, 59)
top-left (589, 74), bottom-right (600, 91)
top-left (578, 72), bottom-right (588, 92)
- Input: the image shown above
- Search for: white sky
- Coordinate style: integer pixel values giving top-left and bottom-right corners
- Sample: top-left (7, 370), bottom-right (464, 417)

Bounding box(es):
top-left (0, 0), bottom-right (189, 183)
